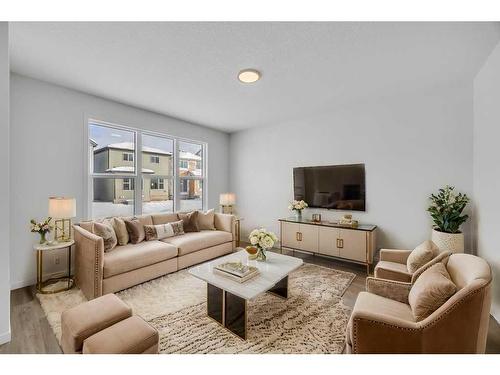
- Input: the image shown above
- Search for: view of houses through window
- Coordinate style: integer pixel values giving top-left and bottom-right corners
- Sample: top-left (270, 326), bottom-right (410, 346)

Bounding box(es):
top-left (89, 121), bottom-right (205, 218)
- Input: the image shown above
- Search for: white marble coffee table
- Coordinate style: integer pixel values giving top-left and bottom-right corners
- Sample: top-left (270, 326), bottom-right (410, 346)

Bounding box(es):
top-left (189, 249), bottom-right (303, 340)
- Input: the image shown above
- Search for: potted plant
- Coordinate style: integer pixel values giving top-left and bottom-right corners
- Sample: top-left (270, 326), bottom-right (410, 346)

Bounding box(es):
top-left (288, 200), bottom-right (308, 220)
top-left (427, 185), bottom-right (470, 253)
top-left (30, 217), bottom-right (53, 244)
top-left (248, 228), bottom-right (279, 261)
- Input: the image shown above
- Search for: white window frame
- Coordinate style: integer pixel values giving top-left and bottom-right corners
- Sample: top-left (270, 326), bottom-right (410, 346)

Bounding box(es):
top-left (86, 118), bottom-right (207, 219)
top-left (150, 155), bottom-right (160, 164)
top-left (123, 178), bottom-right (134, 191)
top-left (123, 152), bottom-right (134, 162)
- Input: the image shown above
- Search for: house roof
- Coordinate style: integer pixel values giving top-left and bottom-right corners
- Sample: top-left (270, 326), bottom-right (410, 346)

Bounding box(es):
top-left (95, 142), bottom-right (172, 156)
top-left (179, 151), bottom-right (201, 160)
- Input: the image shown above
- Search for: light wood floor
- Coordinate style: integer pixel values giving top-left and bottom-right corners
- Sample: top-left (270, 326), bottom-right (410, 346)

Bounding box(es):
top-left (1, 248), bottom-right (499, 354)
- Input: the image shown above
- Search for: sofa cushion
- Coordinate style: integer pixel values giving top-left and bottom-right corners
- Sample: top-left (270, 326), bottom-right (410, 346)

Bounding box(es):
top-left (104, 241), bottom-right (178, 278)
top-left (111, 217), bottom-right (129, 246)
top-left (374, 261), bottom-right (412, 283)
top-left (93, 221), bottom-right (118, 252)
top-left (178, 211), bottom-right (200, 232)
top-left (144, 221), bottom-right (184, 241)
top-left (409, 263), bottom-right (456, 321)
top-left (161, 230), bottom-right (232, 256)
top-left (197, 209), bottom-right (216, 230)
top-left (151, 213), bottom-right (179, 225)
top-left (124, 218), bottom-right (146, 244)
top-left (407, 240), bottom-right (438, 273)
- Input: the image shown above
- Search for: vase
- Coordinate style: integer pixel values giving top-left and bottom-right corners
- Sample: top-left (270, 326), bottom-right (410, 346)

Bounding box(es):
top-left (39, 232), bottom-right (48, 245)
top-left (256, 247), bottom-right (267, 261)
top-left (431, 229), bottom-right (464, 253)
top-left (295, 210), bottom-right (302, 220)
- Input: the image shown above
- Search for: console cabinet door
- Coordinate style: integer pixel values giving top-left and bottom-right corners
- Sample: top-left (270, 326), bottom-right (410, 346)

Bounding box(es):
top-left (281, 222), bottom-right (300, 249)
top-left (318, 226), bottom-right (339, 257)
top-left (339, 229), bottom-right (367, 262)
top-left (299, 224), bottom-right (319, 252)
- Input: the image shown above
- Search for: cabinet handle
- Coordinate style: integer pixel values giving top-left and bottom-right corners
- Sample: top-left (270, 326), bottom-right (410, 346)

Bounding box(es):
top-left (299, 232), bottom-right (302, 241)
top-left (337, 238), bottom-right (344, 248)
top-left (336, 238), bottom-right (340, 248)
top-left (296, 232), bottom-right (299, 242)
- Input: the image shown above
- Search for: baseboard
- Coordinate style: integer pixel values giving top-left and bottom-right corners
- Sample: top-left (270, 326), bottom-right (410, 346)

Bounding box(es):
top-left (0, 328), bottom-right (11, 345)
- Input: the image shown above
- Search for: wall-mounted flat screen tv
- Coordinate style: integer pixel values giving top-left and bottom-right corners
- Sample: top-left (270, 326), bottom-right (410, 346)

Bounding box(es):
top-left (293, 164), bottom-right (365, 211)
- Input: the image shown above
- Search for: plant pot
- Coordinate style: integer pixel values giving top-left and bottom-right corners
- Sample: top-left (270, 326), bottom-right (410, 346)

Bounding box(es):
top-left (294, 210), bottom-right (302, 220)
top-left (256, 247), bottom-right (267, 261)
top-left (39, 231), bottom-right (48, 245)
top-left (431, 229), bottom-right (464, 253)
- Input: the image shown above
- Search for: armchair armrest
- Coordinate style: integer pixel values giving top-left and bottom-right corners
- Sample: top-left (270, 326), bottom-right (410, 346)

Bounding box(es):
top-left (379, 249), bottom-right (412, 264)
top-left (73, 225), bottom-right (104, 300)
top-left (366, 277), bottom-right (411, 304)
top-left (214, 213), bottom-right (236, 247)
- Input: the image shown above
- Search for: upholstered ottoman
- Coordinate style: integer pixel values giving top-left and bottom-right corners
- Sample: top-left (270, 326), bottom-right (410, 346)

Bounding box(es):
top-left (82, 316), bottom-right (159, 354)
top-left (61, 293), bottom-right (132, 353)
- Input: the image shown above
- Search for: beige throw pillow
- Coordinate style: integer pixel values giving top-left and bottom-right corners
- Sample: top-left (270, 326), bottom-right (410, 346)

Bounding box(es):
top-left (407, 240), bottom-right (438, 273)
top-left (197, 209), bottom-right (216, 230)
top-left (111, 217), bottom-right (129, 245)
top-left (408, 263), bottom-right (456, 321)
top-left (93, 221), bottom-right (118, 252)
top-left (124, 218), bottom-right (146, 244)
top-left (178, 211), bottom-right (200, 233)
top-left (144, 220), bottom-right (185, 241)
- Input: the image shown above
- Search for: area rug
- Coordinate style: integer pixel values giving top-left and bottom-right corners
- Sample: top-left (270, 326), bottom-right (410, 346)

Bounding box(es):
top-left (37, 263), bottom-right (355, 354)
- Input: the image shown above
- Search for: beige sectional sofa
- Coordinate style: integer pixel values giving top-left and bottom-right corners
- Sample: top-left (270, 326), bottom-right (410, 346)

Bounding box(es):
top-left (74, 212), bottom-right (236, 300)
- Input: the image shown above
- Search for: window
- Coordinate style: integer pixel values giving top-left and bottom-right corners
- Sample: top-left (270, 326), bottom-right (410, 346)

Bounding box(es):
top-left (88, 120), bottom-right (204, 218)
top-left (123, 153), bottom-right (134, 162)
top-left (123, 178), bottom-right (134, 190)
top-left (150, 177), bottom-right (164, 190)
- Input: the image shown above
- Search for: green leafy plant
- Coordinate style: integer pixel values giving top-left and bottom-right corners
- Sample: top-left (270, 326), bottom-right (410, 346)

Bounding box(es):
top-left (427, 185), bottom-right (470, 233)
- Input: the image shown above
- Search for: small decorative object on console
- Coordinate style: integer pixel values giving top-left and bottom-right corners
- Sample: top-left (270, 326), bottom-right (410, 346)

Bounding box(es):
top-left (213, 261), bottom-right (260, 283)
top-left (30, 217), bottom-right (53, 244)
top-left (249, 228), bottom-right (278, 261)
top-left (338, 214), bottom-right (359, 228)
top-left (288, 200), bottom-right (308, 220)
top-left (312, 213), bottom-right (322, 222)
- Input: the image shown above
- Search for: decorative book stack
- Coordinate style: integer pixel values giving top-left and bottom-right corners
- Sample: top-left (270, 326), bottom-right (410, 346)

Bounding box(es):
top-left (213, 261), bottom-right (260, 283)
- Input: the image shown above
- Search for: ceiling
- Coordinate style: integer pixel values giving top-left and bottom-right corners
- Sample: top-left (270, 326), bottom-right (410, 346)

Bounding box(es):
top-left (9, 22), bottom-right (500, 133)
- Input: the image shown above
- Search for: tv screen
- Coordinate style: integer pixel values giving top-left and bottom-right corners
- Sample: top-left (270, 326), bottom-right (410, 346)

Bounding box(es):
top-left (293, 164), bottom-right (365, 211)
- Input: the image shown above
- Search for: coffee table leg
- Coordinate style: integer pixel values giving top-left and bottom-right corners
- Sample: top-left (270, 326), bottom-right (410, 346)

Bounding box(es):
top-left (207, 283), bottom-right (224, 324)
top-left (224, 291), bottom-right (247, 340)
top-left (268, 276), bottom-right (289, 299)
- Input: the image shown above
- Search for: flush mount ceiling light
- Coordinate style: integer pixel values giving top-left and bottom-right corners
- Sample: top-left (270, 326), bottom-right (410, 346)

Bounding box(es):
top-left (238, 69), bottom-right (261, 83)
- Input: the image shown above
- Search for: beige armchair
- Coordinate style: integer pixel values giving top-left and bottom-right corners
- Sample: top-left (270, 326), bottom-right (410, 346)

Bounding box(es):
top-left (346, 253), bottom-right (492, 353)
top-left (375, 248), bottom-right (451, 283)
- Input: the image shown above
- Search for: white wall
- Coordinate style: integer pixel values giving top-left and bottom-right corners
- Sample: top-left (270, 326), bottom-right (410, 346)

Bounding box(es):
top-left (0, 22), bottom-right (11, 345)
top-left (473, 40), bottom-right (500, 322)
top-left (10, 74), bottom-right (230, 289)
top-left (230, 82), bottom-right (473, 252)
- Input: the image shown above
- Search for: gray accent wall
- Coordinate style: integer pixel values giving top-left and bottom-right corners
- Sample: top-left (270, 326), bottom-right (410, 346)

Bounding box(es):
top-left (0, 22), bottom-right (11, 345)
top-left (9, 74), bottom-right (230, 289)
top-left (229, 82), bottom-right (474, 255)
top-left (473, 40), bottom-right (500, 322)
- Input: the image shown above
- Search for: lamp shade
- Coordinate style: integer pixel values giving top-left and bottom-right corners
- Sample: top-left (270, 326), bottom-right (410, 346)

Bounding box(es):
top-left (48, 197), bottom-right (76, 218)
top-left (219, 193), bottom-right (236, 206)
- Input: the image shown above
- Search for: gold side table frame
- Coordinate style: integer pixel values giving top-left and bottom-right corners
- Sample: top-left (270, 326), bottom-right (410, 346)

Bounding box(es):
top-left (34, 240), bottom-right (75, 294)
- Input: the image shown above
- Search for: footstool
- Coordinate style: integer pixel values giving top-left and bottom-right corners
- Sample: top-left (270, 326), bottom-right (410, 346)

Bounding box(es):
top-left (61, 293), bottom-right (132, 353)
top-left (83, 316), bottom-right (159, 354)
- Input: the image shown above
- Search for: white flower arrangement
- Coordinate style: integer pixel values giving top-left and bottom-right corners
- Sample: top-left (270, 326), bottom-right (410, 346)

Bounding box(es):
top-left (249, 228), bottom-right (278, 250)
top-left (288, 200), bottom-right (308, 212)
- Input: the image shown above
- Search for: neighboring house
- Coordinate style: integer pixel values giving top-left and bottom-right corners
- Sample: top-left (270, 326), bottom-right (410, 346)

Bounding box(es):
top-left (93, 142), bottom-right (172, 203)
top-left (92, 141), bottom-right (202, 203)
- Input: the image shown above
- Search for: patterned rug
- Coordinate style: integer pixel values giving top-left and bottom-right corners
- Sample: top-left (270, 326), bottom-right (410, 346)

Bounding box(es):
top-left (37, 263), bottom-right (355, 354)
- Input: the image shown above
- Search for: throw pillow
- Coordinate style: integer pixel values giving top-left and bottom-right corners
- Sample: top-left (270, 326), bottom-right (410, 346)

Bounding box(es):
top-left (93, 221), bottom-right (118, 252)
top-left (407, 240), bottom-right (439, 273)
top-left (124, 218), bottom-right (146, 244)
top-left (178, 211), bottom-right (200, 233)
top-left (111, 217), bottom-right (129, 245)
top-left (408, 263), bottom-right (456, 321)
top-left (197, 209), bottom-right (216, 230)
top-left (144, 220), bottom-right (185, 241)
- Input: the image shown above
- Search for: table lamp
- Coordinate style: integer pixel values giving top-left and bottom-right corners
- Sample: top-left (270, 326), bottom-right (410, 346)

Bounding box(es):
top-left (219, 193), bottom-right (236, 214)
top-left (48, 197), bottom-right (76, 242)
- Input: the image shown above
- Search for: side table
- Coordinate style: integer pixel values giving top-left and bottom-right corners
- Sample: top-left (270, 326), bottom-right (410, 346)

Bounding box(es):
top-left (33, 240), bottom-right (75, 294)
top-left (235, 217), bottom-right (243, 248)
